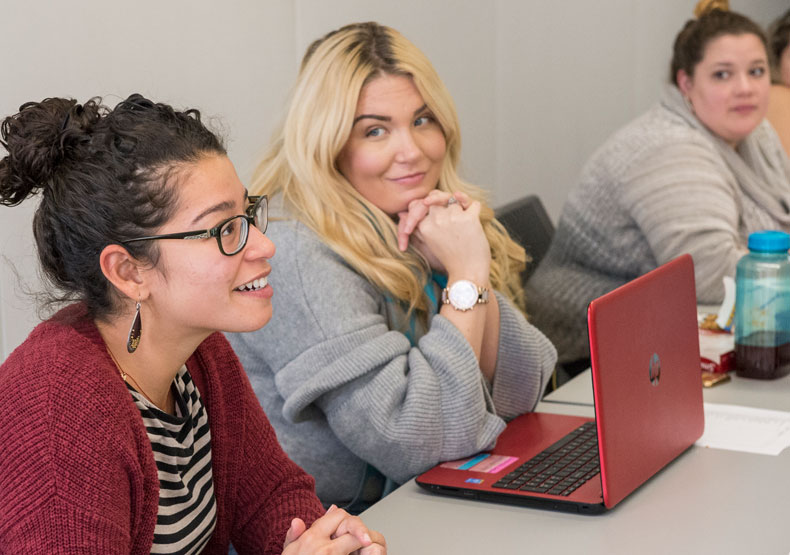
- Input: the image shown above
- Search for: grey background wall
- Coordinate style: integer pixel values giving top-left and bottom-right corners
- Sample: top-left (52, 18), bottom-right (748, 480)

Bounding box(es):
top-left (0, 0), bottom-right (785, 360)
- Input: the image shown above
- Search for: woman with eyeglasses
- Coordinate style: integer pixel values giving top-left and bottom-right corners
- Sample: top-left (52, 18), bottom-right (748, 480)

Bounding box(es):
top-left (0, 95), bottom-right (385, 554)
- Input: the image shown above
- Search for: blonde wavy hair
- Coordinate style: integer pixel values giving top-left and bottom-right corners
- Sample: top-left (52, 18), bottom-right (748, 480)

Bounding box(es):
top-left (251, 22), bottom-right (527, 319)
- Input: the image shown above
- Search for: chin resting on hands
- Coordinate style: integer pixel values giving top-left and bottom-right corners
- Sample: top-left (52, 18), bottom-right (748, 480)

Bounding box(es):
top-left (415, 194), bottom-right (491, 280)
top-left (397, 190), bottom-right (473, 252)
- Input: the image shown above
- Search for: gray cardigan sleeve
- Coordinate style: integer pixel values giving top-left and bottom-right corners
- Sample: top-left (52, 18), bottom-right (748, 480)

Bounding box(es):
top-left (490, 290), bottom-right (556, 419)
top-left (258, 221), bottom-right (555, 483)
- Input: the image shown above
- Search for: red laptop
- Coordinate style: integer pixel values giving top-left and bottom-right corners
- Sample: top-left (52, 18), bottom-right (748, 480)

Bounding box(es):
top-left (416, 254), bottom-right (704, 514)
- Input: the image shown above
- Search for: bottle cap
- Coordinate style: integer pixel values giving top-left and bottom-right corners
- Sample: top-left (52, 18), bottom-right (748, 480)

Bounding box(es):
top-left (747, 230), bottom-right (790, 252)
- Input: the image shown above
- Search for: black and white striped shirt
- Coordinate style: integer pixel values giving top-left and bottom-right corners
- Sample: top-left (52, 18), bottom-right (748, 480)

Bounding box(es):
top-left (127, 366), bottom-right (216, 554)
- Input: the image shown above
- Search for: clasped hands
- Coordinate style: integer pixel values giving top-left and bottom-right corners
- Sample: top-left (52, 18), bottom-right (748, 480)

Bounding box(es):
top-left (397, 189), bottom-right (491, 278)
top-left (282, 504), bottom-right (386, 554)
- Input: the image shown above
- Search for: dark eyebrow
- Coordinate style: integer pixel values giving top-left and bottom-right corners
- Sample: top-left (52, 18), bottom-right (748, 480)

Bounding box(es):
top-left (352, 104), bottom-right (429, 126)
top-left (191, 200), bottom-right (236, 226)
top-left (353, 114), bottom-right (390, 126)
top-left (711, 58), bottom-right (767, 66)
top-left (191, 190), bottom-right (249, 226)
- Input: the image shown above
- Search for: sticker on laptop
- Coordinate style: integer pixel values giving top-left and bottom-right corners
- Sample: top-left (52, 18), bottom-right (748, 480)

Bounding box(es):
top-left (440, 454), bottom-right (518, 473)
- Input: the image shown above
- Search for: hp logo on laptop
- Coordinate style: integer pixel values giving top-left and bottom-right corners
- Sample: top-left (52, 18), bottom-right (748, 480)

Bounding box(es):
top-left (649, 353), bottom-right (661, 386)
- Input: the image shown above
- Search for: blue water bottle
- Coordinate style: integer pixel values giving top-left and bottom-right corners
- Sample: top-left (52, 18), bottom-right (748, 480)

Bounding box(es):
top-left (734, 230), bottom-right (790, 379)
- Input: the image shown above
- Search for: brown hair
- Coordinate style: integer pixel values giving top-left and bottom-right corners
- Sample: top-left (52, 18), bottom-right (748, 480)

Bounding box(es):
top-left (670, 4), bottom-right (767, 84)
top-left (769, 8), bottom-right (790, 81)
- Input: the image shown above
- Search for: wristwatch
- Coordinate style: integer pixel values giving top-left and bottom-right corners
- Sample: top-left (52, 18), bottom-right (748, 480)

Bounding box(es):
top-left (441, 280), bottom-right (489, 311)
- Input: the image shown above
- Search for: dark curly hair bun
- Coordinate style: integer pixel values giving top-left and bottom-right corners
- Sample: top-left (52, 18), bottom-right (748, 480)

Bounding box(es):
top-left (0, 97), bottom-right (104, 206)
top-left (0, 93), bottom-right (225, 317)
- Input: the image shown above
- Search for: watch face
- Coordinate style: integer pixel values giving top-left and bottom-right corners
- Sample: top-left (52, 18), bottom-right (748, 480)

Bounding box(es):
top-left (449, 280), bottom-right (478, 310)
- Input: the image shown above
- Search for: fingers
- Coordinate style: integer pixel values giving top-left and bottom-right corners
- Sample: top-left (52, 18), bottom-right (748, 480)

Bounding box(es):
top-left (397, 211), bottom-right (413, 252)
top-left (326, 506), bottom-right (386, 554)
top-left (283, 506), bottom-right (368, 554)
top-left (367, 529), bottom-right (385, 546)
top-left (452, 191), bottom-right (472, 209)
top-left (283, 517), bottom-right (307, 549)
top-left (317, 505), bottom-right (375, 548)
top-left (422, 189), bottom-right (472, 210)
top-left (397, 199), bottom-right (429, 251)
top-left (285, 531), bottom-right (364, 555)
top-left (326, 532), bottom-right (367, 554)
top-left (311, 504), bottom-right (349, 532)
top-left (422, 189), bottom-right (454, 209)
top-left (359, 547), bottom-right (387, 554)
top-left (358, 529), bottom-right (387, 554)
top-left (331, 512), bottom-right (373, 548)
top-left (358, 544), bottom-right (388, 555)
top-left (397, 190), bottom-right (478, 252)
top-left (464, 198), bottom-right (482, 218)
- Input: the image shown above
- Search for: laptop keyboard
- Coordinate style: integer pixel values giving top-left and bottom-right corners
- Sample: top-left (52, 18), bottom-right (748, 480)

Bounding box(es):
top-left (492, 422), bottom-right (600, 496)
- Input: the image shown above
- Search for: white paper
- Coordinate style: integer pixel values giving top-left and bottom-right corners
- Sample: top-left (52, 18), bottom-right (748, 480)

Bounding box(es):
top-left (695, 403), bottom-right (790, 456)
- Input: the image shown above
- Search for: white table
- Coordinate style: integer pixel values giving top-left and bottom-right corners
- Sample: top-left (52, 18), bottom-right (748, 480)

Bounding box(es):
top-left (544, 367), bottom-right (790, 412)
top-left (361, 372), bottom-right (790, 554)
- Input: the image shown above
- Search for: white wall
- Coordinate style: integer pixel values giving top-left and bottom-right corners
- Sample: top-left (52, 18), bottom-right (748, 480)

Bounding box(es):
top-left (0, 0), bottom-right (786, 360)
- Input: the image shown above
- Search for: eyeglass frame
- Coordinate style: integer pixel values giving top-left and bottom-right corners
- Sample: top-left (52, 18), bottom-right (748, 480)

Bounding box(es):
top-left (122, 195), bottom-right (268, 256)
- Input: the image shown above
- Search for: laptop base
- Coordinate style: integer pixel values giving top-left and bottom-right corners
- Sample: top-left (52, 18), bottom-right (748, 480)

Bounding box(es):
top-left (415, 480), bottom-right (607, 514)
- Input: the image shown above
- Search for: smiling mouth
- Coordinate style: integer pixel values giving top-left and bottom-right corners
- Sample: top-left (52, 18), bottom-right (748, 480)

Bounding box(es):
top-left (390, 172), bottom-right (426, 183)
top-left (235, 276), bottom-right (268, 291)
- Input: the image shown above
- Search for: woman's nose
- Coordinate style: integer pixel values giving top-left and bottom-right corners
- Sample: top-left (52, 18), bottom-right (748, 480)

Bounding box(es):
top-left (393, 130), bottom-right (422, 164)
top-left (734, 71), bottom-right (755, 95)
top-left (244, 226), bottom-right (276, 259)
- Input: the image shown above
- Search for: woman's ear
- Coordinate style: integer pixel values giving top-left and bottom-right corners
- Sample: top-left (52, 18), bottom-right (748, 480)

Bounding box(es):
top-left (677, 69), bottom-right (693, 96)
top-left (99, 244), bottom-right (146, 302)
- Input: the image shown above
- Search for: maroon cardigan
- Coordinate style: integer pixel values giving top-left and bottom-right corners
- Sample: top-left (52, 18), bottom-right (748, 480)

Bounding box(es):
top-left (0, 304), bottom-right (323, 554)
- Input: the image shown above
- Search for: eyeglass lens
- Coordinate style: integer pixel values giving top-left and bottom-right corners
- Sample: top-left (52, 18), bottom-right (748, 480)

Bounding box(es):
top-left (220, 216), bottom-right (248, 255)
top-left (253, 196), bottom-right (268, 233)
top-left (218, 197), bottom-right (267, 255)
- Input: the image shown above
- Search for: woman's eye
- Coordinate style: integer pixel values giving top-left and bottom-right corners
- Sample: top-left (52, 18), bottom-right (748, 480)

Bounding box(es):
top-left (365, 127), bottom-right (384, 138)
top-left (713, 70), bottom-right (730, 80)
top-left (222, 220), bottom-right (237, 236)
top-left (750, 66), bottom-right (766, 77)
top-left (414, 115), bottom-right (432, 127)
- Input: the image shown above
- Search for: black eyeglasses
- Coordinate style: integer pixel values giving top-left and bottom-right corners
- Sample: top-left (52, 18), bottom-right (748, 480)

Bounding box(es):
top-left (123, 195), bottom-right (268, 256)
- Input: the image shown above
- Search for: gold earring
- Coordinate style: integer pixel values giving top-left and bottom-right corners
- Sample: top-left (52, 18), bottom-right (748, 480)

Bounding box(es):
top-left (127, 299), bottom-right (142, 353)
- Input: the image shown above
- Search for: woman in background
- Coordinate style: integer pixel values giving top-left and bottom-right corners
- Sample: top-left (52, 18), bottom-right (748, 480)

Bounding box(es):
top-left (767, 7), bottom-right (790, 156)
top-left (228, 22), bottom-right (556, 511)
top-left (0, 95), bottom-right (384, 554)
top-left (526, 0), bottom-right (790, 365)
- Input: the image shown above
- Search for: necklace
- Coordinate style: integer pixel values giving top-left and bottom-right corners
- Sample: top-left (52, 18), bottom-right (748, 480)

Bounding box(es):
top-left (105, 344), bottom-right (163, 408)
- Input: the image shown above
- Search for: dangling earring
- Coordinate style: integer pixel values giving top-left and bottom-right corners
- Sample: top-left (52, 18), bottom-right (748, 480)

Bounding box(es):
top-left (127, 299), bottom-right (142, 353)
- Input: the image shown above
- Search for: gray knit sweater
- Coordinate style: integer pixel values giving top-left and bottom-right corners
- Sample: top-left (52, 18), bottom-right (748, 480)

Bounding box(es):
top-left (527, 85), bottom-right (790, 364)
top-left (227, 202), bottom-right (556, 508)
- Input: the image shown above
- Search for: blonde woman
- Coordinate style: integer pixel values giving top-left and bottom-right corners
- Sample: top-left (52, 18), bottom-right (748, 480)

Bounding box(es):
top-left (228, 22), bottom-right (556, 511)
